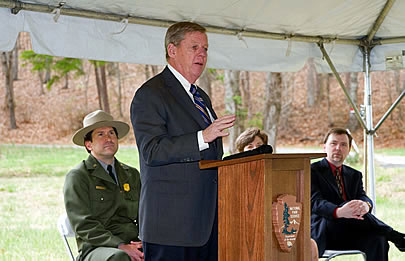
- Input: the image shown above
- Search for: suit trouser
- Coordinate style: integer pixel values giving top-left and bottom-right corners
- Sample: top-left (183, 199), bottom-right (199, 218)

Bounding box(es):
top-left (322, 213), bottom-right (391, 261)
top-left (142, 210), bottom-right (218, 261)
top-left (82, 247), bottom-right (131, 261)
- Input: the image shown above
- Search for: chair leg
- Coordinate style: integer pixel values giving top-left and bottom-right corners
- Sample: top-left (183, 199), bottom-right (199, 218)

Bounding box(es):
top-left (62, 235), bottom-right (75, 261)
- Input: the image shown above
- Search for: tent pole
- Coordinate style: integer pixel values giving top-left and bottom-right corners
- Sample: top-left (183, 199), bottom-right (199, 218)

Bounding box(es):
top-left (367, 0), bottom-right (396, 43)
top-left (0, 0), bottom-right (361, 45)
top-left (374, 88), bottom-right (405, 133)
top-left (363, 127), bottom-right (368, 194)
top-left (319, 42), bottom-right (377, 213)
top-left (317, 43), bottom-right (367, 130)
top-left (3, 0), bottom-right (405, 47)
top-left (362, 46), bottom-right (376, 214)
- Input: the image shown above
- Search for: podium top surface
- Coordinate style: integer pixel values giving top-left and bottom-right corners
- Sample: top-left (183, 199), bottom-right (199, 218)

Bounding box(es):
top-left (199, 153), bottom-right (326, 169)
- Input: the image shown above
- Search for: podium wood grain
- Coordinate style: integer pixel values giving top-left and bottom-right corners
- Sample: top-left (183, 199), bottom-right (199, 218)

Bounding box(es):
top-left (200, 153), bottom-right (325, 261)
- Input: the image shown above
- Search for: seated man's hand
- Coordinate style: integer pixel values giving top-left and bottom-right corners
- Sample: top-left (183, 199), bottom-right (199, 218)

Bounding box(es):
top-left (119, 241), bottom-right (144, 261)
top-left (336, 200), bottom-right (369, 220)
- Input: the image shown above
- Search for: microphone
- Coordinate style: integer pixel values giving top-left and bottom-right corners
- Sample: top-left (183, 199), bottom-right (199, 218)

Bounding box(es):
top-left (223, 144), bottom-right (273, 161)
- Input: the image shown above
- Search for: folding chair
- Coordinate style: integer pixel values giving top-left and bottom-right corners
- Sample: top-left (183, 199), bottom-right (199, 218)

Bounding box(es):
top-left (322, 250), bottom-right (367, 260)
top-left (57, 213), bottom-right (76, 261)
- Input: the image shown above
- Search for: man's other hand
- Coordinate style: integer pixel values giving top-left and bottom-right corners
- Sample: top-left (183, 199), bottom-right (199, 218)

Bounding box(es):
top-left (336, 200), bottom-right (369, 220)
top-left (119, 241), bottom-right (144, 261)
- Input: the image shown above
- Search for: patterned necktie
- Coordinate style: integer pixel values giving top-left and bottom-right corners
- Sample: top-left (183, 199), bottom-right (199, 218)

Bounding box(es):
top-left (107, 165), bottom-right (117, 184)
top-left (335, 168), bottom-right (343, 198)
top-left (190, 84), bottom-right (212, 126)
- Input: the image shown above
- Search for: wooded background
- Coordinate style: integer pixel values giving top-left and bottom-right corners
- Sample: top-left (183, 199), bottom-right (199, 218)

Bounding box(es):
top-left (1, 33), bottom-right (404, 152)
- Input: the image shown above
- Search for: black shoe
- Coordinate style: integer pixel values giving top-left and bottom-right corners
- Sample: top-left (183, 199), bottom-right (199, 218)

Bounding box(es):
top-left (395, 237), bottom-right (405, 252)
top-left (388, 230), bottom-right (405, 251)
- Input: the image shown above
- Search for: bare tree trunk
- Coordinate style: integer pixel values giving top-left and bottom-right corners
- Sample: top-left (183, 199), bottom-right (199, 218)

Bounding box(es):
top-left (116, 63), bottom-right (123, 117)
top-left (151, 65), bottom-right (158, 75)
top-left (224, 70), bottom-right (242, 153)
top-left (319, 73), bottom-right (328, 101)
top-left (44, 57), bottom-right (51, 83)
top-left (12, 41), bottom-right (19, 80)
top-left (327, 74), bottom-right (333, 126)
top-left (95, 66), bottom-right (103, 109)
top-left (198, 68), bottom-right (212, 97)
top-left (62, 73), bottom-right (69, 89)
top-left (37, 71), bottom-right (45, 95)
top-left (94, 64), bottom-right (110, 113)
top-left (100, 64), bottom-right (110, 113)
top-left (82, 62), bottom-right (91, 111)
top-left (1, 52), bottom-right (18, 129)
top-left (36, 56), bottom-right (51, 95)
top-left (320, 73), bottom-right (333, 126)
top-left (279, 72), bottom-right (295, 131)
top-left (144, 65), bottom-right (159, 80)
top-left (347, 72), bottom-right (360, 130)
top-left (144, 65), bottom-right (150, 80)
top-left (240, 71), bottom-right (251, 122)
top-left (394, 70), bottom-right (403, 123)
top-left (344, 72), bottom-right (351, 94)
top-left (263, 72), bottom-right (282, 151)
top-left (306, 58), bottom-right (319, 107)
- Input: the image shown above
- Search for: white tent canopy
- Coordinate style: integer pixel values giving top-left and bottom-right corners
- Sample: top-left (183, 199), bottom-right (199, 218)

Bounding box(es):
top-left (1, 0), bottom-right (405, 210)
top-left (2, 0), bottom-right (405, 72)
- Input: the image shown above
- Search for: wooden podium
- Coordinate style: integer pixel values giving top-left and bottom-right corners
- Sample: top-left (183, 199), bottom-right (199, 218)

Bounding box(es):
top-left (200, 153), bottom-right (325, 261)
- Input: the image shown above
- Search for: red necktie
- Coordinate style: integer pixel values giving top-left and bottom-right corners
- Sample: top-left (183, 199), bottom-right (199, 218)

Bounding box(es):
top-left (335, 168), bottom-right (344, 198)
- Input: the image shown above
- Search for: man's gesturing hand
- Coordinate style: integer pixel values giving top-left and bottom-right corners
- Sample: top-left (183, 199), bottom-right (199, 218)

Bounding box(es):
top-left (202, 115), bottom-right (236, 143)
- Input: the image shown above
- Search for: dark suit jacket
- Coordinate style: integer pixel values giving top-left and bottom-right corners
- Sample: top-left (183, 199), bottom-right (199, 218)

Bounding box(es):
top-left (311, 158), bottom-right (373, 254)
top-left (130, 66), bottom-right (222, 247)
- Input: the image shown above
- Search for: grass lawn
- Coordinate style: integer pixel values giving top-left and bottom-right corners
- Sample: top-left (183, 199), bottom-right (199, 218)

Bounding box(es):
top-left (0, 145), bottom-right (404, 260)
top-left (0, 145), bottom-right (140, 261)
top-left (376, 148), bottom-right (405, 156)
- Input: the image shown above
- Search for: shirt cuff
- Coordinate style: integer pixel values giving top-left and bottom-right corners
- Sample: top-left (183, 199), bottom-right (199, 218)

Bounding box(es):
top-left (333, 207), bottom-right (339, 218)
top-left (197, 131), bottom-right (209, 151)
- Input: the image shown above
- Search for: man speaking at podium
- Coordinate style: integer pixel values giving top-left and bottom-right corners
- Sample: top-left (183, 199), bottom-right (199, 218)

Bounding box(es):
top-left (131, 21), bottom-right (235, 261)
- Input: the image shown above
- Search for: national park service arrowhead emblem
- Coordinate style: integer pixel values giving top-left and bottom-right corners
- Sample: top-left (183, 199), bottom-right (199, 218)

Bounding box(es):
top-left (272, 194), bottom-right (302, 252)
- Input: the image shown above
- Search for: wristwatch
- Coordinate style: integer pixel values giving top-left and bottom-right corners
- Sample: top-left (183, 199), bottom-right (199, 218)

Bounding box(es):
top-left (365, 201), bottom-right (372, 212)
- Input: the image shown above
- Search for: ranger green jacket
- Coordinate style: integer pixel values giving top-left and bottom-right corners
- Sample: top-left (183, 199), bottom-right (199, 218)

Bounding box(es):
top-left (63, 154), bottom-right (141, 260)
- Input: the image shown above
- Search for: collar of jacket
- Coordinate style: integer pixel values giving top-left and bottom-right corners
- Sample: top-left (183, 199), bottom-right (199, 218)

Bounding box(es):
top-left (84, 154), bottom-right (131, 185)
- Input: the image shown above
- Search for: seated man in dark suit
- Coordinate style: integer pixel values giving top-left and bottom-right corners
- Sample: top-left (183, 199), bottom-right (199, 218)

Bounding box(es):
top-left (311, 127), bottom-right (405, 260)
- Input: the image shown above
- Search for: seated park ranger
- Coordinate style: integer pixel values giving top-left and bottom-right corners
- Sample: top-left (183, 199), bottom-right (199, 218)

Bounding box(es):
top-left (64, 110), bottom-right (143, 261)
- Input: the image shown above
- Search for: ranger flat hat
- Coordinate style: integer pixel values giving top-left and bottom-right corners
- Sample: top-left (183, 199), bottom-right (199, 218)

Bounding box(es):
top-left (72, 110), bottom-right (129, 146)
